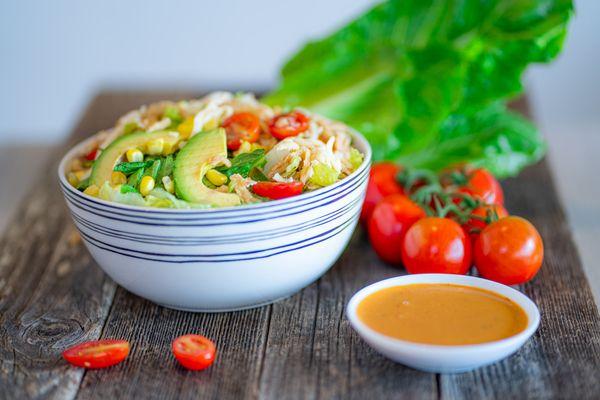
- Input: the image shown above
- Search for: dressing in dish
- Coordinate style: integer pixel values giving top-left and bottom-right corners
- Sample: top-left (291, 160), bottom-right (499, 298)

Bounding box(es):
top-left (357, 283), bottom-right (528, 345)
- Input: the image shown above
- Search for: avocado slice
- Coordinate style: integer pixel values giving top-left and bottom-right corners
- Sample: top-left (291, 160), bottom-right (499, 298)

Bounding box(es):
top-left (90, 130), bottom-right (181, 188)
top-left (173, 129), bottom-right (241, 207)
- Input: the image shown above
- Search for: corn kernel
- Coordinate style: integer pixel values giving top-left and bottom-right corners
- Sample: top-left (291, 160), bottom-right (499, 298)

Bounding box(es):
top-left (177, 116), bottom-right (195, 139)
top-left (203, 118), bottom-right (218, 130)
top-left (126, 148), bottom-right (143, 162)
top-left (162, 176), bottom-right (175, 193)
top-left (83, 185), bottom-right (99, 197)
top-left (68, 172), bottom-right (79, 187)
top-left (206, 169), bottom-right (228, 186)
top-left (146, 138), bottom-right (164, 155)
top-left (139, 176), bottom-right (155, 196)
top-left (236, 141), bottom-right (252, 155)
top-left (74, 170), bottom-right (89, 181)
top-left (162, 141), bottom-right (176, 155)
top-left (111, 171), bottom-right (127, 185)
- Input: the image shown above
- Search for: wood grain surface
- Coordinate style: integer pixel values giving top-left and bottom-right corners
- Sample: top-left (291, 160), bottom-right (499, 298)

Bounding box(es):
top-left (0, 91), bottom-right (598, 400)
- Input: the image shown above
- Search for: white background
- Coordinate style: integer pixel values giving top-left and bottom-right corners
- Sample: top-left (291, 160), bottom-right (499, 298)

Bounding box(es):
top-left (0, 0), bottom-right (597, 143)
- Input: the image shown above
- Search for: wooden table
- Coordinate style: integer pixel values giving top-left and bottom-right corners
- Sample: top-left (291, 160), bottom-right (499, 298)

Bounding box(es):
top-left (1, 91), bottom-right (599, 400)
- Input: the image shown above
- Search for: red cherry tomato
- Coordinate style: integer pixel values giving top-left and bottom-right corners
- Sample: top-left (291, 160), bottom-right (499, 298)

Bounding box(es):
top-left (401, 217), bottom-right (471, 275)
top-left (368, 194), bottom-right (426, 265)
top-left (222, 112), bottom-right (261, 151)
top-left (172, 334), bottom-right (216, 371)
top-left (462, 204), bottom-right (509, 236)
top-left (268, 111), bottom-right (309, 140)
top-left (62, 339), bottom-right (130, 369)
top-left (85, 148), bottom-right (98, 161)
top-left (360, 162), bottom-right (404, 223)
top-left (457, 168), bottom-right (504, 205)
top-left (252, 181), bottom-right (303, 199)
top-left (474, 216), bottom-right (543, 285)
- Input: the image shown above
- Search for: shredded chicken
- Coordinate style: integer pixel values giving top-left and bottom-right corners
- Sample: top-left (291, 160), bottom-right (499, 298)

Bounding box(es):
top-left (208, 154), bottom-right (231, 168)
top-left (229, 174), bottom-right (258, 204)
top-left (148, 117), bottom-right (172, 132)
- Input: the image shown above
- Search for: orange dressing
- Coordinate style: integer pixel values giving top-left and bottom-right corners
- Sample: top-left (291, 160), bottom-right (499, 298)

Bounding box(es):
top-left (357, 284), bottom-right (528, 345)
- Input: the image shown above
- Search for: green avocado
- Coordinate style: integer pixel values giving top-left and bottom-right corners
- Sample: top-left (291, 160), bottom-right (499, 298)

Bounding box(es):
top-left (90, 130), bottom-right (180, 187)
top-left (173, 129), bottom-right (241, 207)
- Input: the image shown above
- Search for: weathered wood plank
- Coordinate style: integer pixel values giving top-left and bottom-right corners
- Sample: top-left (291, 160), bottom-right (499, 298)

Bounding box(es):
top-left (258, 232), bottom-right (437, 400)
top-left (0, 97), bottom-right (118, 399)
top-left (75, 289), bottom-right (271, 400)
top-left (440, 160), bottom-right (600, 399)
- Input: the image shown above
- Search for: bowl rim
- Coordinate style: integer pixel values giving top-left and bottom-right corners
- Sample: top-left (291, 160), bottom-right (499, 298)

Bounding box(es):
top-left (58, 127), bottom-right (372, 214)
top-left (346, 274), bottom-right (540, 353)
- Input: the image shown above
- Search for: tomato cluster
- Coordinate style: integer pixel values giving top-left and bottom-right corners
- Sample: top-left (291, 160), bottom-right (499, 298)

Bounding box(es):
top-left (363, 162), bottom-right (543, 286)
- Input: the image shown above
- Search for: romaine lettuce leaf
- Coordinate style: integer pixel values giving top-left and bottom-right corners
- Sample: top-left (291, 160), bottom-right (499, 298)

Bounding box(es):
top-left (264, 0), bottom-right (573, 177)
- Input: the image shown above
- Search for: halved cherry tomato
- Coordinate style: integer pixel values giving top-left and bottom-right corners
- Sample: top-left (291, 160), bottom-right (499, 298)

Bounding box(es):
top-left (268, 111), bottom-right (309, 140)
top-left (222, 112), bottom-right (261, 151)
top-left (401, 217), bottom-right (471, 275)
top-left (62, 339), bottom-right (130, 369)
top-left (172, 334), bottom-right (216, 371)
top-left (457, 168), bottom-right (504, 205)
top-left (85, 148), bottom-right (98, 161)
top-left (474, 216), bottom-right (543, 285)
top-left (462, 204), bottom-right (509, 236)
top-left (252, 181), bottom-right (303, 200)
top-left (360, 162), bottom-right (404, 223)
top-left (368, 194), bottom-right (425, 265)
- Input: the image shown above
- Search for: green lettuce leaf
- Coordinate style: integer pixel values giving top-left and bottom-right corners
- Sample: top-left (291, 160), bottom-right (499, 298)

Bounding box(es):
top-left (264, 0), bottom-right (573, 177)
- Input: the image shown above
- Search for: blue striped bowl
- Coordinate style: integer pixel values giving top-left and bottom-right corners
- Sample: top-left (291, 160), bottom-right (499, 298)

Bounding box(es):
top-left (58, 131), bottom-right (372, 312)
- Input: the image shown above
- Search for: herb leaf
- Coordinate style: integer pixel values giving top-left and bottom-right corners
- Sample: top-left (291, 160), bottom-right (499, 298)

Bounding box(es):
top-left (114, 161), bottom-right (153, 175)
top-left (217, 149), bottom-right (266, 178)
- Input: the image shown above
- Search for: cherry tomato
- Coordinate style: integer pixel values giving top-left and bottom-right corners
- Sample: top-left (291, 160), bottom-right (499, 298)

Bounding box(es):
top-left (252, 181), bottom-right (303, 199)
top-left (62, 339), bottom-right (130, 369)
top-left (457, 168), bottom-right (504, 205)
top-left (401, 217), bottom-right (471, 275)
top-left (172, 334), bottom-right (216, 371)
top-left (360, 162), bottom-right (404, 223)
top-left (222, 112), bottom-right (261, 151)
top-left (268, 111), bottom-right (309, 140)
top-left (474, 216), bottom-right (543, 285)
top-left (368, 194), bottom-right (426, 265)
top-left (462, 204), bottom-right (509, 236)
top-left (85, 148), bottom-right (98, 161)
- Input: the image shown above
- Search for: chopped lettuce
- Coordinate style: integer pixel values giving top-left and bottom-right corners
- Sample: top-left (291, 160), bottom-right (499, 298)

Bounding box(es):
top-left (264, 0), bottom-right (573, 177)
top-left (164, 106), bottom-right (183, 125)
top-left (283, 156), bottom-right (301, 177)
top-left (309, 163), bottom-right (340, 187)
top-left (349, 148), bottom-right (364, 170)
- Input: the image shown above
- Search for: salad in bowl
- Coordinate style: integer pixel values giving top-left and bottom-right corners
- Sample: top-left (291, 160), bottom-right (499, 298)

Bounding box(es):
top-left (66, 91), bottom-right (364, 209)
top-left (58, 92), bottom-right (370, 312)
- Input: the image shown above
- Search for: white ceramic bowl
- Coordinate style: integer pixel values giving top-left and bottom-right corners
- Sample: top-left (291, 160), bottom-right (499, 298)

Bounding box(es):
top-left (58, 131), bottom-right (371, 312)
top-left (346, 274), bottom-right (540, 373)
